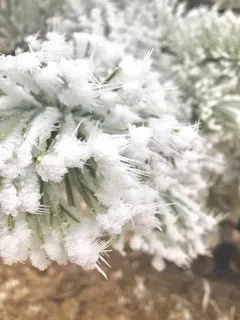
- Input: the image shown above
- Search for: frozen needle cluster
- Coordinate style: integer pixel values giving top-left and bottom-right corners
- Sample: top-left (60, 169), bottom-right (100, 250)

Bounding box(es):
top-left (0, 31), bottom-right (217, 273)
top-left (67, 0), bottom-right (240, 214)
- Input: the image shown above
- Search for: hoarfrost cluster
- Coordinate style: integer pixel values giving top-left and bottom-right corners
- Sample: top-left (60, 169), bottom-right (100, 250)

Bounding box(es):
top-left (0, 0), bottom-right (221, 273)
top-left (65, 0), bottom-right (240, 213)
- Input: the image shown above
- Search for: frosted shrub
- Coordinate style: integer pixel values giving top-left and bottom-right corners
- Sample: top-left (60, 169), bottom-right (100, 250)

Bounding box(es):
top-left (0, 31), bottom-right (218, 274)
top-left (64, 0), bottom-right (240, 213)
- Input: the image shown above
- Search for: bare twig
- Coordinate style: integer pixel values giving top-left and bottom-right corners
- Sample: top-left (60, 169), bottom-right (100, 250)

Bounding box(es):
top-left (202, 279), bottom-right (211, 313)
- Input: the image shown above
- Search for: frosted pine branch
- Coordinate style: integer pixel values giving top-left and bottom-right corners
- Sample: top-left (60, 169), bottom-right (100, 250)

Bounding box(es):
top-left (65, 0), bottom-right (240, 214)
top-left (0, 31), bottom-right (217, 273)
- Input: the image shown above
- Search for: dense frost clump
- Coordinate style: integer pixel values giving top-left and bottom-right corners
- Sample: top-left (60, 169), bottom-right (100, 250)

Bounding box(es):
top-left (57, 0), bottom-right (240, 214)
top-left (0, 33), bottom-right (215, 270)
top-left (0, 3), bottom-right (218, 273)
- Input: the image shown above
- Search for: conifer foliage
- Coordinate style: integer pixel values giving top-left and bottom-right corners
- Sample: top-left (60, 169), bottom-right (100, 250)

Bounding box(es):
top-left (0, 0), bottom-right (222, 274)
